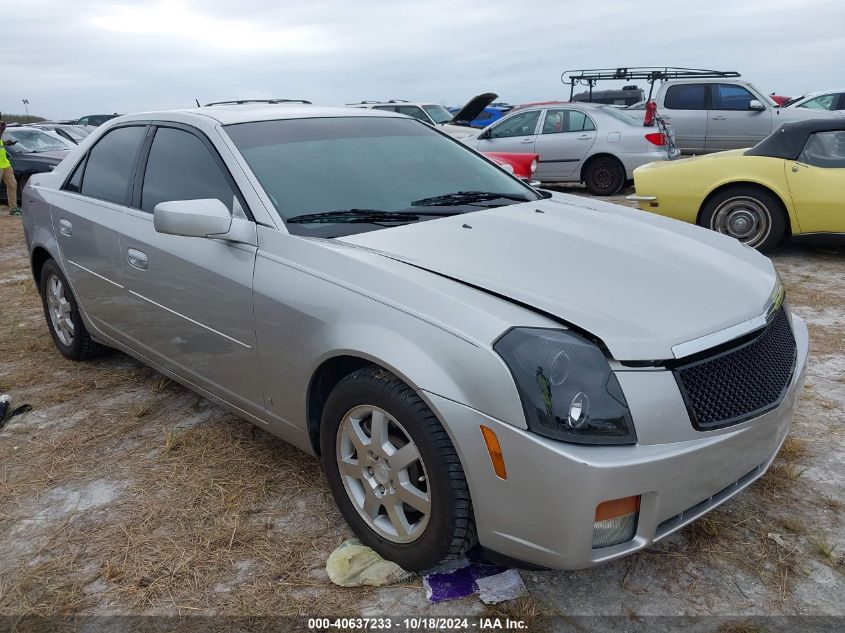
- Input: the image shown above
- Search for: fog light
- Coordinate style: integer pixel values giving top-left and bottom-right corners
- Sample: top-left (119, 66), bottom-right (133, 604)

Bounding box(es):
top-left (592, 495), bottom-right (640, 548)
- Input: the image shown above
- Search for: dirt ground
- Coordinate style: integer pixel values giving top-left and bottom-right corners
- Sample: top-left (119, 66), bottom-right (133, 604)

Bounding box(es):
top-left (1, 190), bottom-right (843, 628)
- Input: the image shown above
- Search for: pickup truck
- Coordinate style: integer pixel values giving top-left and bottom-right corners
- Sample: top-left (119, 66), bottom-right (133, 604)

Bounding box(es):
top-left (649, 79), bottom-right (840, 154)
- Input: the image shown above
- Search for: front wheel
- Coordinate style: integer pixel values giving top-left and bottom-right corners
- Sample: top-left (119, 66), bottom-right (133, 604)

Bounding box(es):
top-left (321, 367), bottom-right (476, 571)
top-left (699, 186), bottom-right (785, 252)
top-left (584, 156), bottom-right (625, 196)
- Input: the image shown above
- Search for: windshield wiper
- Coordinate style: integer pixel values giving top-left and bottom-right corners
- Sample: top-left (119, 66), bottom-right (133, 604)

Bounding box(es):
top-left (286, 209), bottom-right (458, 225)
top-left (411, 191), bottom-right (532, 207)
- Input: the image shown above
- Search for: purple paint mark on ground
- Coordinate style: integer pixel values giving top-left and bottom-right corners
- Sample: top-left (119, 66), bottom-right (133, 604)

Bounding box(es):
top-left (423, 556), bottom-right (509, 603)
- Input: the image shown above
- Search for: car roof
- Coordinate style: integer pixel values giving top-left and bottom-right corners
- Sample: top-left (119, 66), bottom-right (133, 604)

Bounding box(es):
top-left (108, 104), bottom-right (408, 126)
top-left (795, 88), bottom-right (845, 100)
top-left (348, 102), bottom-right (440, 108)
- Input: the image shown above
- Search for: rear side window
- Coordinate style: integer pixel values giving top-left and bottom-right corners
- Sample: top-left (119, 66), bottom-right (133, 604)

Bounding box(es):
top-left (141, 127), bottom-right (238, 214)
top-left (712, 84), bottom-right (756, 111)
top-left (79, 126), bottom-right (146, 205)
top-left (664, 84), bottom-right (707, 110)
top-left (542, 110), bottom-right (596, 134)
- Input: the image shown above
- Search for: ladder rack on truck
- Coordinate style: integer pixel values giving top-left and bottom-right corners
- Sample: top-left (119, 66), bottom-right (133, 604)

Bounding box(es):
top-left (561, 67), bottom-right (741, 103)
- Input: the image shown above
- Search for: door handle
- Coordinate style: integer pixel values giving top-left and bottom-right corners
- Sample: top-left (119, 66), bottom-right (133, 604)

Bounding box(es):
top-left (578, 134), bottom-right (593, 140)
top-left (712, 115), bottom-right (727, 120)
top-left (127, 248), bottom-right (148, 270)
top-left (58, 218), bottom-right (72, 236)
top-left (519, 138), bottom-right (533, 144)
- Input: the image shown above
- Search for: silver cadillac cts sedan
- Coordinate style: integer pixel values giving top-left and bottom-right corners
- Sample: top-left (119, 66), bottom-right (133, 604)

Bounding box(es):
top-left (22, 105), bottom-right (808, 572)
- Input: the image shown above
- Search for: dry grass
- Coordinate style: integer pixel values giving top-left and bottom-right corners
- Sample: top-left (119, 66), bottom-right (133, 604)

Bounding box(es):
top-left (0, 217), bottom-right (361, 617)
top-left (482, 594), bottom-right (551, 630)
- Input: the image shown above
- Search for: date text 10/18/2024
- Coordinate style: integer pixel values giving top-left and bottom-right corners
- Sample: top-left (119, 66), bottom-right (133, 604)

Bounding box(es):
top-left (308, 617), bottom-right (529, 630)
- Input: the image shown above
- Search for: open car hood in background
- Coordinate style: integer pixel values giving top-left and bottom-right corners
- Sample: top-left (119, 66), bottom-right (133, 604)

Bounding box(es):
top-left (449, 92), bottom-right (498, 125)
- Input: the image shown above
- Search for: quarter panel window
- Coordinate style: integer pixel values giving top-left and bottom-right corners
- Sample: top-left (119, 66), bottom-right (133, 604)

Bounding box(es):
top-left (395, 106), bottom-right (430, 122)
top-left (799, 131), bottom-right (845, 168)
top-left (79, 126), bottom-right (146, 205)
top-left (712, 84), bottom-right (757, 111)
top-left (664, 84), bottom-right (707, 110)
top-left (141, 127), bottom-right (238, 214)
top-left (488, 111), bottom-right (541, 138)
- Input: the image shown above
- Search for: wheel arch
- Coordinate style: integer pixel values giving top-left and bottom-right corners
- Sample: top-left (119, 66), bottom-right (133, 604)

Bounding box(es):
top-left (697, 181), bottom-right (793, 237)
top-left (31, 245), bottom-right (55, 293)
top-left (580, 152), bottom-right (624, 182)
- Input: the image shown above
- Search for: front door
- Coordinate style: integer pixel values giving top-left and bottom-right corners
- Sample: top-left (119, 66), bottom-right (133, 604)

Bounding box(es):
top-left (705, 84), bottom-right (773, 152)
top-left (50, 124), bottom-right (147, 342)
top-left (474, 109), bottom-right (542, 154)
top-left (120, 124), bottom-right (263, 414)
top-left (785, 129), bottom-right (845, 234)
top-left (533, 108), bottom-right (597, 181)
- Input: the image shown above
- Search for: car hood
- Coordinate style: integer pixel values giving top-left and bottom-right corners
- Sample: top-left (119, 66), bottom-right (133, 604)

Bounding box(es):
top-left (15, 150), bottom-right (69, 164)
top-left (337, 196), bottom-right (777, 361)
top-left (774, 106), bottom-right (841, 120)
top-left (439, 123), bottom-right (483, 139)
top-left (450, 92), bottom-right (498, 125)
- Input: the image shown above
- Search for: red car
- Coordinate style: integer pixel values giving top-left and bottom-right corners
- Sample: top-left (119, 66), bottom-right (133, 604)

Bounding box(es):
top-left (482, 152), bottom-right (539, 181)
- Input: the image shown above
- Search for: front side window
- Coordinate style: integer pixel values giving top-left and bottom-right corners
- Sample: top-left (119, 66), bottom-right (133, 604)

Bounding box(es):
top-left (141, 127), bottom-right (238, 214)
top-left (395, 106), bottom-right (430, 123)
top-left (422, 105), bottom-right (454, 124)
top-left (541, 109), bottom-right (596, 134)
top-left (225, 117), bottom-right (537, 238)
top-left (799, 94), bottom-right (837, 110)
top-left (488, 111), bottom-right (541, 138)
top-left (78, 126), bottom-right (146, 205)
top-left (799, 131), bottom-right (845, 168)
top-left (664, 84), bottom-right (707, 110)
top-left (712, 84), bottom-right (757, 111)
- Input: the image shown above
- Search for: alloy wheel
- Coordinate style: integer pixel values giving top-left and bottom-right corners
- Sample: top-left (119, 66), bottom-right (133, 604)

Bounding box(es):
top-left (335, 405), bottom-right (431, 543)
top-left (46, 273), bottom-right (75, 347)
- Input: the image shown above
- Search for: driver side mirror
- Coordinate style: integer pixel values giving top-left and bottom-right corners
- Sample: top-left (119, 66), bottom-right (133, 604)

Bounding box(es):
top-left (479, 128), bottom-right (492, 140)
top-left (154, 199), bottom-right (255, 245)
top-left (748, 100), bottom-right (765, 111)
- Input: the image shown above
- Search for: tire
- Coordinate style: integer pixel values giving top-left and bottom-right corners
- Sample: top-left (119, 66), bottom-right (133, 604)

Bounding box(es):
top-left (320, 366), bottom-right (476, 571)
top-left (584, 156), bottom-right (625, 196)
top-left (39, 258), bottom-right (107, 360)
top-left (699, 186), bottom-right (785, 253)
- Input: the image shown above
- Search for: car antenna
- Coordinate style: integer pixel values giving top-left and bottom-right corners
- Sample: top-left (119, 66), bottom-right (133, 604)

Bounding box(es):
top-left (195, 98), bottom-right (201, 107)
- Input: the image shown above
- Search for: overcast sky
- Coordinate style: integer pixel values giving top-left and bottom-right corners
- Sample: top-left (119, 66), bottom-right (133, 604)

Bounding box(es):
top-left (4, 0), bottom-right (844, 120)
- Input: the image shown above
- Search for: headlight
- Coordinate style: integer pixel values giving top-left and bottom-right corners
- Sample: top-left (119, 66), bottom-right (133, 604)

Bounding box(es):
top-left (494, 328), bottom-right (636, 445)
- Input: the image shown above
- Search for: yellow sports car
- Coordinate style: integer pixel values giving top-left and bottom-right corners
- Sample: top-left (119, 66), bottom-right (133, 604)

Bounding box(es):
top-left (629, 120), bottom-right (845, 252)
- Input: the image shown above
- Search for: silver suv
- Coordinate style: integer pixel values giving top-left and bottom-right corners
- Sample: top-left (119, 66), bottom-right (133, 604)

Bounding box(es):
top-left (22, 104), bottom-right (807, 571)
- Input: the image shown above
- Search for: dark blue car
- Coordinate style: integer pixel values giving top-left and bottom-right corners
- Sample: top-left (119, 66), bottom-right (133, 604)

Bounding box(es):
top-left (1, 127), bottom-right (70, 205)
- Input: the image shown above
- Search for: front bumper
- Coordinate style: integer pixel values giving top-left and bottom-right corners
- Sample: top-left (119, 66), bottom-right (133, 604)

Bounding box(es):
top-left (425, 314), bottom-right (809, 570)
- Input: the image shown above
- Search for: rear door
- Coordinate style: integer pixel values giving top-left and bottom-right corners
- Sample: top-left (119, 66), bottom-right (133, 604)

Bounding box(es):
top-left (659, 83), bottom-right (709, 154)
top-left (705, 84), bottom-right (773, 152)
top-left (51, 124), bottom-right (147, 342)
top-left (120, 123), bottom-right (263, 413)
top-left (473, 109), bottom-right (542, 154)
top-left (785, 129), bottom-right (845, 234)
top-left (532, 108), bottom-right (597, 181)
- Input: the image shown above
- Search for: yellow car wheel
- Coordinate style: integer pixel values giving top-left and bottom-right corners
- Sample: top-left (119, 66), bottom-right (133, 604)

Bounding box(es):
top-left (700, 186), bottom-right (786, 253)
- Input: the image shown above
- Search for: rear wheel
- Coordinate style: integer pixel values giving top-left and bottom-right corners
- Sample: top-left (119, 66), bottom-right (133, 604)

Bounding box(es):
top-left (39, 259), bottom-right (107, 360)
top-left (321, 367), bottom-right (476, 571)
top-left (584, 156), bottom-right (625, 196)
top-left (699, 186), bottom-right (785, 252)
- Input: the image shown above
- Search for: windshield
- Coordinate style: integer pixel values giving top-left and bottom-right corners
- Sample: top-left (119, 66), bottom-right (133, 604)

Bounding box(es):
top-left (225, 117), bottom-right (537, 237)
top-left (422, 105), bottom-right (454, 124)
top-left (5, 129), bottom-right (71, 152)
top-left (596, 105), bottom-right (641, 124)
